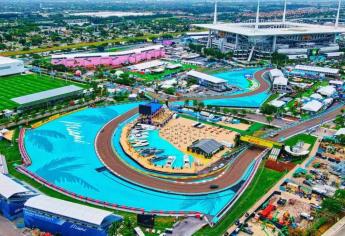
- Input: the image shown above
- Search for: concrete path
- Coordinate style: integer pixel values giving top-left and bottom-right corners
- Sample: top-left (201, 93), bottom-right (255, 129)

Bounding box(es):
top-left (0, 216), bottom-right (22, 236)
top-left (168, 217), bottom-right (208, 236)
top-left (322, 216), bottom-right (345, 236)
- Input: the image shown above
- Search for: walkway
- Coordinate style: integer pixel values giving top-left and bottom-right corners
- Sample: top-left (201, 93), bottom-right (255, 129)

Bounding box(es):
top-left (0, 216), bottom-right (22, 236)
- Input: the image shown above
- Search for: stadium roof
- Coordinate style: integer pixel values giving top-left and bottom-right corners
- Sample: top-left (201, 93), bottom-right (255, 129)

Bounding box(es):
top-left (52, 45), bottom-right (163, 59)
top-left (190, 139), bottom-right (223, 155)
top-left (0, 173), bottom-right (30, 199)
top-left (12, 85), bottom-right (83, 105)
top-left (25, 195), bottom-right (121, 226)
top-left (193, 22), bottom-right (345, 37)
top-left (187, 70), bottom-right (227, 84)
top-left (295, 65), bottom-right (339, 75)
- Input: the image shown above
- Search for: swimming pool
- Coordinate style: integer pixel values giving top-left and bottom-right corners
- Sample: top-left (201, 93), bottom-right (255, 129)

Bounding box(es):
top-left (23, 103), bottom-right (258, 220)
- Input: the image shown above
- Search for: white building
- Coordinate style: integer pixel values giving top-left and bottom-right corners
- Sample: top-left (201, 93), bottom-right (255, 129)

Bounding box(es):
top-left (317, 85), bottom-right (337, 97)
top-left (0, 57), bottom-right (25, 77)
top-left (269, 69), bottom-right (284, 80)
top-left (187, 70), bottom-right (228, 92)
top-left (302, 100), bottom-right (323, 113)
top-left (295, 65), bottom-right (339, 77)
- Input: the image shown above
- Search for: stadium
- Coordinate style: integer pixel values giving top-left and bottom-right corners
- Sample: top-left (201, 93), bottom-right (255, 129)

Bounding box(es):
top-left (195, 0), bottom-right (345, 61)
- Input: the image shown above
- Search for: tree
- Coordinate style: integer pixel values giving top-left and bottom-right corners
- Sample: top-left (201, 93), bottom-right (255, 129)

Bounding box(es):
top-left (184, 99), bottom-right (190, 107)
top-left (108, 221), bottom-right (121, 236)
top-left (260, 104), bottom-right (278, 115)
top-left (266, 115), bottom-right (273, 125)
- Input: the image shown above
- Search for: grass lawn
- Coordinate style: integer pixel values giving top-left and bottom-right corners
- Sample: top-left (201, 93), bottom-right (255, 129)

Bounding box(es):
top-left (195, 163), bottom-right (286, 236)
top-left (129, 64), bottom-right (198, 81)
top-left (0, 129), bottom-right (176, 230)
top-left (284, 133), bottom-right (317, 151)
top-left (283, 133), bottom-right (317, 164)
top-left (0, 74), bottom-right (88, 111)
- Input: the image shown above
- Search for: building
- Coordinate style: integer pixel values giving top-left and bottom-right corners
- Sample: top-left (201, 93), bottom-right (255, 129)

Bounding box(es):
top-left (11, 85), bottom-right (84, 109)
top-left (187, 70), bottom-right (229, 92)
top-left (0, 56), bottom-right (25, 77)
top-left (187, 139), bottom-right (224, 158)
top-left (302, 100), bottom-right (323, 113)
top-left (268, 69), bottom-right (289, 92)
top-left (193, 0), bottom-right (345, 61)
top-left (0, 173), bottom-right (36, 220)
top-left (24, 195), bottom-right (122, 236)
top-left (317, 85), bottom-right (337, 97)
top-left (128, 60), bottom-right (165, 72)
top-left (51, 45), bottom-right (165, 68)
top-left (294, 65), bottom-right (339, 78)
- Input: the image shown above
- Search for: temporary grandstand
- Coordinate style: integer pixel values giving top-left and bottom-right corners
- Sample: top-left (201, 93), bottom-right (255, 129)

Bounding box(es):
top-left (51, 45), bottom-right (165, 68)
top-left (24, 195), bottom-right (123, 236)
top-left (0, 173), bottom-right (36, 220)
top-left (11, 85), bottom-right (83, 108)
top-left (194, 0), bottom-right (345, 61)
top-left (139, 101), bottom-right (164, 125)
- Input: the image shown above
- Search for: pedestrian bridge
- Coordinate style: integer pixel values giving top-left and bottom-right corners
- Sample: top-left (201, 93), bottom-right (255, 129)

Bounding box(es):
top-left (240, 135), bottom-right (282, 149)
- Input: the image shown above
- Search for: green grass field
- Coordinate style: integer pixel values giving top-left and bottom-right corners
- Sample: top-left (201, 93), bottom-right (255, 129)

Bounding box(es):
top-left (284, 133), bottom-right (317, 151)
top-left (0, 74), bottom-right (87, 111)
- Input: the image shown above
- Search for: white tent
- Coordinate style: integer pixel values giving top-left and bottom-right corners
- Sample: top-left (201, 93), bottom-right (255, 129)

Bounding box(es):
top-left (317, 85), bottom-right (336, 97)
top-left (310, 93), bottom-right (323, 100)
top-left (302, 100), bottom-right (323, 113)
top-left (273, 76), bottom-right (288, 86)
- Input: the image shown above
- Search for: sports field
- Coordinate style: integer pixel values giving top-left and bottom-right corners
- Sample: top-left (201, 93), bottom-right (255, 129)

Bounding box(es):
top-left (0, 74), bottom-right (87, 111)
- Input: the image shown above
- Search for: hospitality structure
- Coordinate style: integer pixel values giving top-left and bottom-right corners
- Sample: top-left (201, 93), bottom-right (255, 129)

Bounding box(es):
top-left (0, 56), bottom-right (25, 77)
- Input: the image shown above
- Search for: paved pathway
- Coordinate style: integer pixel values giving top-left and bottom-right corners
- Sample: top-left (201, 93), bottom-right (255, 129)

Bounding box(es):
top-left (0, 216), bottom-right (22, 236)
top-left (323, 216), bottom-right (345, 236)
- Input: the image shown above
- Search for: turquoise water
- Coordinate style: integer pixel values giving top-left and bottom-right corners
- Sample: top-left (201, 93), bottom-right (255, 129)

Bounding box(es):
top-left (24, 103), bottom-right (259, 218)
top-left (144, 130), bottom-right (193, 168)
top-left (204, 68), bottom-right (270, 108)
top-left (214, 68), bottom-right (260, 91)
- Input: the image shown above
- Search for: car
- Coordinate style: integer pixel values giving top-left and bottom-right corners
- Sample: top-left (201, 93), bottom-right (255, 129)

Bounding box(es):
top-left (303, 180), bottom-right (313, 186)
top-left (210, 184), bottom-right (219, 189)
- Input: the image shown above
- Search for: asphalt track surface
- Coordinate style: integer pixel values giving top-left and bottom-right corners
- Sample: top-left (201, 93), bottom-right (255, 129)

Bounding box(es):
top-left (96, 69), bottom-right (345, 194)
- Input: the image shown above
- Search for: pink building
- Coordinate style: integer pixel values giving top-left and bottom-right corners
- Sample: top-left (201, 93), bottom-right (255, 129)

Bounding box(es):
top-left (51, 45), bottom-right (165, 68)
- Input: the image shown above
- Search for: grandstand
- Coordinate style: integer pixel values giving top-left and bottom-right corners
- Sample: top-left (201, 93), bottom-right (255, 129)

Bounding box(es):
top-left (0, 173), bottom-right (36, 220)
top-left (24, 195), bottom-right (123, 236)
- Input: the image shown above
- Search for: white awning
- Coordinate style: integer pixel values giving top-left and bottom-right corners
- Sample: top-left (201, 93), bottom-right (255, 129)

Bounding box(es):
top-left (25, 195), bottom-right (120, 226)
top-left (295, 65), bottom-right (339, 75)
top-left (317, 85), bottom-right (336, 97)
top-left (187, 70), bottom-right (227, 84)
top-left (0, 173), bottom-right (30, 199)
